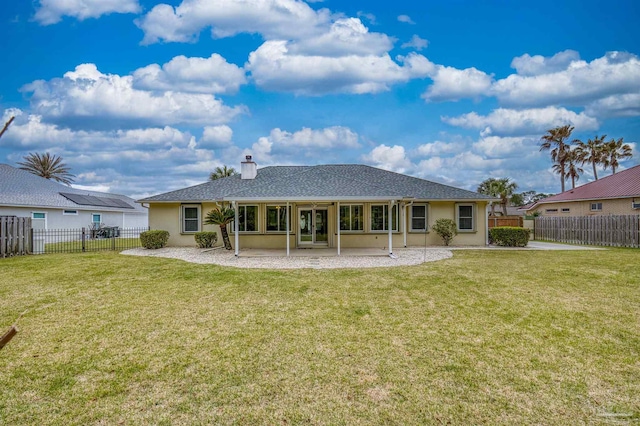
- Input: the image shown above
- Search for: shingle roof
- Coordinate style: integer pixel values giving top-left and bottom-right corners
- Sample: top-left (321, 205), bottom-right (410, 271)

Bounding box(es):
top-left (0, 164), bottom-right (146, 213)
top-left (139, 164), bottom-right (495, 202)
top-left (531, 164), bottom-right (640, 206)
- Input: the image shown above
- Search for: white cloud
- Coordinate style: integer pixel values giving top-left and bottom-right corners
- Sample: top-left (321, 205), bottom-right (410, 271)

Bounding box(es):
top-left (422, 65), bottom-right (493, 102)
top-left (397, 15), bottom-right (415, 25)
top-left (361, 144), bottom-right (412, 173)
top-left (34, 0), bottom-right (140, 25)
top-left (585, 93), bottom-right (640, 118)
top-left (268, 126), bottom-right (360, 149)
top-left (136, 0), bottom-right (332, 44)
top-left (22, 63), bottom-right (245, 129)
top-left (415, 140), bottom-right (464, 156)
top-left (493, 51), bottom-right (640, 107)
top-left (442, 107), bottom-right (599, 136)
top-left (356, 11), bottom-right (376, 25)
top-left (200, 125), bottom-right (234, 148)
top-left (132, 54), bottom-right (246, 94)
top-left (510, 50), bottom-right (581, 76)
top-left (247, 42), bottom-right (431, 95)
top-left (401, 35), bottom-right (428, 51)
top-left (472, 135), bottom-right (537, 159)
top-left (287, 18), bottom-right (394, 57)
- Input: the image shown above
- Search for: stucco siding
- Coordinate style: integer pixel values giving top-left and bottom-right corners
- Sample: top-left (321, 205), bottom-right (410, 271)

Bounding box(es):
top-left (530, 198), bottom-right (639, 217)
top-left (149, 200), bottom-right (489, 248)
top-left (0, 206), bottom-right (148, 229)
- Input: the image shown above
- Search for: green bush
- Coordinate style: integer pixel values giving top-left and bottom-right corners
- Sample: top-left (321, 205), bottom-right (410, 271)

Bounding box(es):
top-left (489, 226), bottom-right (530, 247)
top-left (140, 230), bottom-right (170, 249)
top-left (432, 218), bottom-right (458, 246)
top-left (194, 231), bottom-right (217, 248)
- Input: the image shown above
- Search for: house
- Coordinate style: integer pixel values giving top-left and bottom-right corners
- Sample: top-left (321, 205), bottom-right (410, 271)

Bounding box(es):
top-left (0, 164), bottom-right (148, 230)
top-left (138, 157), bottom-right (496, 255)
top-left (525, 164), bottom-right (640, 216)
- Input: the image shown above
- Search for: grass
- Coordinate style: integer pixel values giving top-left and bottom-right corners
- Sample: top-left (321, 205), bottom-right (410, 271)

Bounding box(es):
top-left (0, 249), bottom-right (639, 425)
top-left (43, 237), bottom-right (142, 253)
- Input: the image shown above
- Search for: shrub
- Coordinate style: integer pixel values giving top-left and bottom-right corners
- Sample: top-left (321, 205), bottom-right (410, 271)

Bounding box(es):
top-left (432, 218), bottom-right (458, 246)
top-left (140, 230), bottom-right (170, 249)
top-left (489, 226), bottom-right (530, 247)
top-left (194, 231), bottom-right (217, 248)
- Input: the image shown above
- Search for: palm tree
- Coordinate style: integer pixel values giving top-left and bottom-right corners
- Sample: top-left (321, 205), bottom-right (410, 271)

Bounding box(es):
top-left (574, 135), bottom-right (606, 180)
top-left (603, 137), bottom-right (633, 174)
top-left (204, 207), bottom-right (235, 250)
top-left (494, 178), bottom-right (518, 215)
top-left (540, 125), bottom-right (574, 192)
top-left (477, 178), bottom-right (500, 215)
top-left (17, 152), bottom-right (75, 185)
top-left (560, 148), bottom-right (583, 189)
top-left (209, 165), bottom-right (237, 181)
top-left (0, 116), bottom-right (15, 139)
top-left (477, 177), bottom-right (518, 215)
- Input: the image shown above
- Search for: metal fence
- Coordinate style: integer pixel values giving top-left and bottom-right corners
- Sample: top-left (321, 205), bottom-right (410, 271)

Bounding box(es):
top-left (535, 215), bottom-right (640, 248)
top-left (32, 227), bottom-right (148, 254)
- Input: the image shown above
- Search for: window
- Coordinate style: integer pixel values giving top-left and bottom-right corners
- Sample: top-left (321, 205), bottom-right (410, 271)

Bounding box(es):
top-left (410, 204), bottom-right (428, 231)
top-left (456, 204), bottom-right (475, 231)
top-left (545, 209), bottom-right (558, 213)
top-left (237, 205), bottom-right (258, 232)
top-left (339, 204), bottom-right (364, 231)
top-left (266, 206), bottom-right (290, 232)
top-left (370, 204), bottom-right (398, 231)
top-left (591, 202), bottom-right (603, 211)
top-left (91, 213), bottom-right (102, 224)
top-left (561, 208), bottom-right (570, 213)
top-left (63, 210), bottom-right (78, 215)
top-left (181, 205), bottom-right (200, 233)
top-left (32, 212), bottom-right (46, 219)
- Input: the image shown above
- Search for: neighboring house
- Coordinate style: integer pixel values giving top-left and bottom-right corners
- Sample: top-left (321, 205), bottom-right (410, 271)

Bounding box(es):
top-left (525, 164), bottom-right (640, 217)
top-left (0, 164), bottom-right (148, 229)
top-left (139, 157), bottom-right (496, 254)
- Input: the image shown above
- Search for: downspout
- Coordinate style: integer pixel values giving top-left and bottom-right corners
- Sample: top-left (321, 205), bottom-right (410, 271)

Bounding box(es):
top-left (337, 201), bottom-right (341, 256)
top-left (286, 201), bottom-right (290, 257)
top-left (234, 201), bottom-right (239, 257)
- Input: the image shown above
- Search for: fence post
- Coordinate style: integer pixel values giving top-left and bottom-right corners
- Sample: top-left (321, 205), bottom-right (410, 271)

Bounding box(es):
top-left (82, 227), bottom-right (86, 252)
top-left (112, 233), bottom-right (116, 251)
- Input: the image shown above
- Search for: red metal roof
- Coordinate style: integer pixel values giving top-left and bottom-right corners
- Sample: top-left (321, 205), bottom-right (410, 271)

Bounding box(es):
top-left (536, 164), bottom-right (640, 205)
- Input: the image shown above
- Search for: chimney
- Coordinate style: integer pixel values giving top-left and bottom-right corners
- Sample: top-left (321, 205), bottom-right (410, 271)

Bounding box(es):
top-left (241, 155), bottom-right (257, 180)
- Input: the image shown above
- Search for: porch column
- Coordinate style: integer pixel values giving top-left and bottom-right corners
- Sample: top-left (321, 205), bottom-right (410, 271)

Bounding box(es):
top-left (337, 201), bottom-right (341, 256)
top-left (233, 201), bottom-right (239, 257)
top-left (286, 201), bottom-right (290, 257)
top-left (402, 203), bottom-right (407, 248)
top-left (388, 200), bottom-right (394, 256)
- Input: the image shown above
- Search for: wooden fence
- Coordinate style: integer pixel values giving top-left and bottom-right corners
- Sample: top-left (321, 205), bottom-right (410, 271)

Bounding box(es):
top-left (535, 215), bottom-right (640, 248)
top-left (488, 215), bottom-right (523, 229)
top-left (0, 216), bottom-right (32, 258)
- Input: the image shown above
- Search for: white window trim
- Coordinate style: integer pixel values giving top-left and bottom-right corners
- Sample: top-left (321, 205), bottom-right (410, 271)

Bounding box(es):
top-left (409, 203), bottom-right (428, 232)
top-left (265, 205), bottom-right (290, 233)
top-left (590, 202), bottom-right (603, 212)
top-left (339, 204), bottom-right (364, 232)
top-left (370, 204), bottom-right (399, 232)
top-left (63, 210), bottom-right (78, 215)
top-left (181, 204), bottom-right (201, 234)
top-left (456, 203), bottom-right (476, 232)
top-left (561, 208), bottom-right (570, 213)
top-left (237, 204), bottom-right (259, 233)
top-left (31, 211), bottom-right (47, 230)
top-left (91, 213), bottom-right (102, 224)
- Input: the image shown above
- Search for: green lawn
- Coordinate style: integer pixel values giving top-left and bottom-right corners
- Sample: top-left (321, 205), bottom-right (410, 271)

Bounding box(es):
top-left (1, 250), bottom-right (638, 425)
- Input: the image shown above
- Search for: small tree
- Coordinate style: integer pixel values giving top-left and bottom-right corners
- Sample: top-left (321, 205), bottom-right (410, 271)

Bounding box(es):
top-left (204, 207), bottom-right (235, 250)
top-left (432, 218), bottom-right (458, 246)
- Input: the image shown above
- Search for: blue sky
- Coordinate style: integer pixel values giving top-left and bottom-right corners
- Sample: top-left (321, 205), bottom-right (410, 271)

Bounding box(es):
top-left (1, 0), bottom-right (639, 199)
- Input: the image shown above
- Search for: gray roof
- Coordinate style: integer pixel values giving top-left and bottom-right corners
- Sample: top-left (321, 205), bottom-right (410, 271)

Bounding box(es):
top-left (0, 164), bottom-right (147, 213)
top-left (139, 164), bottom-right (495, 203)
